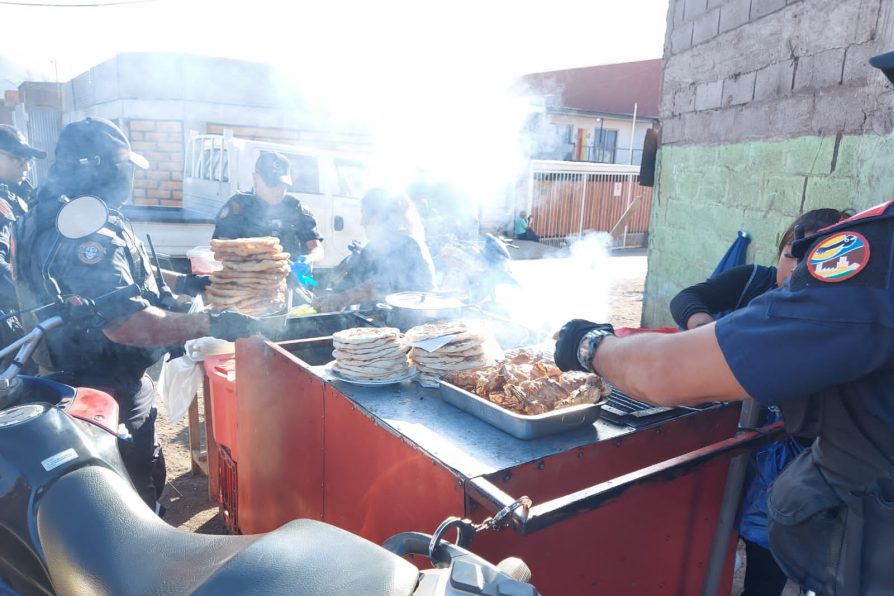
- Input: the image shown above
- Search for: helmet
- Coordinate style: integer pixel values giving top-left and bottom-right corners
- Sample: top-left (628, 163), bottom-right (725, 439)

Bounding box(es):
top-left (52, 118), bottom-right (148, 206)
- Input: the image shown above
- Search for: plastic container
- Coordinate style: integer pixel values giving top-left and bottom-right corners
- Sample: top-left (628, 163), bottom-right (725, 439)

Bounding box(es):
top-left (187, 246), bottom-right (223, 275)
top-left (204, 354), bottom-right (237, 459)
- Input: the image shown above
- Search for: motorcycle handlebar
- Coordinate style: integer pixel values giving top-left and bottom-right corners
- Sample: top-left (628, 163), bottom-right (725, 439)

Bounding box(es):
top-left (0, 284), bottom-right (142, 385)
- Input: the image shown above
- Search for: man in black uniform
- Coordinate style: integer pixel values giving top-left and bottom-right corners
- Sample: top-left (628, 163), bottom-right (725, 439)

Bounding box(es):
top-left (14, 117), bottom-right (261, 511)
top-left (554, 53), bottom-right (894, 596)
top-left (0, 125), bottom-right (46, 361)
top-left (213, 151), bottom-right (324, 264)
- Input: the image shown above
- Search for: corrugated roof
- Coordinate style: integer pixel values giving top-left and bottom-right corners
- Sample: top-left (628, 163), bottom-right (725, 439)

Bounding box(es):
top-left (520, 59), bottom-right (662, 118)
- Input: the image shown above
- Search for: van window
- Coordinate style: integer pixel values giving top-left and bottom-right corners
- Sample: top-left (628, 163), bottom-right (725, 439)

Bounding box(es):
top-left (187, 137), bottom-right (228, 182)
top-left (285, 154), bottom-right (320, 194)
top-left (334, 158), bottom-right (367, 198)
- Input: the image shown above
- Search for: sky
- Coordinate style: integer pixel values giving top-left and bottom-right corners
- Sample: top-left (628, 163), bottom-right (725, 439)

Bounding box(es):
top-left (0, 0), bottom-right (669, 212)
top-left (1, 0), bottom-right (669, 87)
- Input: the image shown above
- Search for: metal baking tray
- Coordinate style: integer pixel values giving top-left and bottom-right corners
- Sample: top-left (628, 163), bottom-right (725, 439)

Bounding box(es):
top-left (439, 380), bottom-right (604, 440)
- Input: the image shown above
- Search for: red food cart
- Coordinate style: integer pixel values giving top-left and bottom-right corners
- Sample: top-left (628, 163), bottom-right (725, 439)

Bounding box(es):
top-left (209, 335), bottom-right (777, 595)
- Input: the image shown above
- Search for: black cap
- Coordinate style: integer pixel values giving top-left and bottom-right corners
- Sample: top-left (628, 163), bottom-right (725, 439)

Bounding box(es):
top-left (54, 117), bottom-right (148, 169)
top-left (0, 125), bottom-right (46, 159)
top-left (255, 151), bottom-right (292, 186)
top-left (869, 50), bottom-right (894, 85)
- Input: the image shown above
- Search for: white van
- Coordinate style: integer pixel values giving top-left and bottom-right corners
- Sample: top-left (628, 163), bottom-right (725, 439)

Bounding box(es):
top-left (180, 132), bottom-right (370, 269)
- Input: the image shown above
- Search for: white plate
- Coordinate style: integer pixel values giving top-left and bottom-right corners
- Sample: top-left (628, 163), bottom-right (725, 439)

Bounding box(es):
top-left (324, 361), bottom-right (418, 386)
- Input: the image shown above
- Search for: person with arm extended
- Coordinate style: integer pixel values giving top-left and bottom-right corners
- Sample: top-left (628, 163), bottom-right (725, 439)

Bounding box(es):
top-left (312, 188), bottom-right (436, 313)
top-left (550, 47), bottom-right (894, 596)
top-left (670, 208), bottom-right (850, 596)
top-left (14, 118), bottom-right (262, 513)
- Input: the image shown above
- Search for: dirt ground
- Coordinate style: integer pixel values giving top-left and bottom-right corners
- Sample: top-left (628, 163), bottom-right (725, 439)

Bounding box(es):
top-left (152, 253), bottom-right (799, 595)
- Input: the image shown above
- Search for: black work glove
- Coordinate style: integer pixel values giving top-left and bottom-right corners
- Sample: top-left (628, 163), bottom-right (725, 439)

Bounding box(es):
top-left (554, 319), bottom-right (614, 373)
top-left (175, 274), bottom-right (211, 297)
top-left (208, 311), bottom-right (260, 341)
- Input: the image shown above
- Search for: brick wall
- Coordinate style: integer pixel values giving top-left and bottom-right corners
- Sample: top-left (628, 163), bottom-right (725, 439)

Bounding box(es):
top-left (642, 0), bottom-right (894, 326)
top-left (128, 119), bottom-right (184, 207)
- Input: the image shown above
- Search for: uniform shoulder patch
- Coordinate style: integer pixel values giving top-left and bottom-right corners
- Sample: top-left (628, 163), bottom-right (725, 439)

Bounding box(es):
top-left (808, 231), bottom-right (870, 283)
top-left (77, 241), bottom-right (106, 265)
top-left (0, 199), bottom-right (14, 221)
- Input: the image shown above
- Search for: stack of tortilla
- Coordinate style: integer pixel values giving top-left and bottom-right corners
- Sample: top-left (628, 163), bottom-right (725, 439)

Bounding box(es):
top-left (206, 237), bottom-right (290, 316)
top-left (405, 321), bottom-right (492, 387)
top-left (331, 327), bottom-right (412, 382)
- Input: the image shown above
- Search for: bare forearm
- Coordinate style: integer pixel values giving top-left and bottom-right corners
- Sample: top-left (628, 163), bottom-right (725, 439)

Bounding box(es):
top-left (593, 324), bottom-right (749, 406)
top-left (104, 307), bottom-right (210, 346)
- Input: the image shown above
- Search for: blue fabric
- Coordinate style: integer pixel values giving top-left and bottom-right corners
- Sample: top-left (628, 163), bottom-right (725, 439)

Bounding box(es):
top-left (715, 283), bottom-right (894, 426)
top-left (711, 230), bottom-right (751, 279)
top-left (738, 408), bottom-right (804, 547)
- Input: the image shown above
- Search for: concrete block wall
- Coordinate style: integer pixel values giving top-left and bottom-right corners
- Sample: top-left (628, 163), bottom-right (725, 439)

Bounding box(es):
top-left (643, 0), bottom-right (894, 326)
top-left (128, 119), bottom-right (184, 207)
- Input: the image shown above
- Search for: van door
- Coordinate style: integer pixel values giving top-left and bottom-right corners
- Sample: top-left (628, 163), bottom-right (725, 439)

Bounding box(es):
top-left (325, 157), bottom-right (367, 265)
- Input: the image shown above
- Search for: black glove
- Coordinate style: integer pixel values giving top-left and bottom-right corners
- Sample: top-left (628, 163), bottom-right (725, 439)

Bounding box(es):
top-left (175, 274), bottom-right (211, 297)
top-left (208, 311), bottom-right (260, 341)
top-left (554, 319), bottom-right (614, 373)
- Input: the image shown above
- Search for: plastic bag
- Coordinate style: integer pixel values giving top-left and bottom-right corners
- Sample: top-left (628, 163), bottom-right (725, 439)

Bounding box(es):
top-left (156, 293), bottom-right (208, 423)
top-left (157, 352), bottom-right (203, 424)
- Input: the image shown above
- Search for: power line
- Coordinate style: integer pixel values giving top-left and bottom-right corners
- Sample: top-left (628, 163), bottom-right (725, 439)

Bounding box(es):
top-left (0, 0), bottom-right (157, 6)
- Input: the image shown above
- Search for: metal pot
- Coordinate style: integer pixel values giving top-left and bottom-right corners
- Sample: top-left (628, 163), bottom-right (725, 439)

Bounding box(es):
top-left (380, 292), bottom-right (464, 331)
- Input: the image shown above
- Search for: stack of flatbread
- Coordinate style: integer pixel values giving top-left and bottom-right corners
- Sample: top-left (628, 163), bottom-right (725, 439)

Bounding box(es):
top-left (331, 327), bottom-right (412, 382)
top-left (405, 321), bottom-right (492, 387)
top-left (206, 237), bottom-right (290, 316)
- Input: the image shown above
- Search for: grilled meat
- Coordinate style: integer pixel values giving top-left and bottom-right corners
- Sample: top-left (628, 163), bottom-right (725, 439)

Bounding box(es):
top-left (443, 349), bottom-right (610, 416)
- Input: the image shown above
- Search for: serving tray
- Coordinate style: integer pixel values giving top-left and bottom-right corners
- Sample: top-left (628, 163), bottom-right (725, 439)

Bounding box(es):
top-left (439, 380), bottom-right (604, 440)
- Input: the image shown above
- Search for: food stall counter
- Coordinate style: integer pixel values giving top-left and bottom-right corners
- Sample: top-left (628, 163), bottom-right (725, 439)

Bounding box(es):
top-left (233, 337), bottom-right (744, 595)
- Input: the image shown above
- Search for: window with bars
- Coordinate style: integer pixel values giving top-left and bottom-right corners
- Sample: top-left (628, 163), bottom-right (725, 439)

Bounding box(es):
top-left (589, 129), bottom-right (618, 163)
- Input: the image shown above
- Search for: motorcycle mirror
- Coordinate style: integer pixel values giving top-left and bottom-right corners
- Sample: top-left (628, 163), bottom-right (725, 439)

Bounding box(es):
top-left (56, 195), bottom-right (109, 239)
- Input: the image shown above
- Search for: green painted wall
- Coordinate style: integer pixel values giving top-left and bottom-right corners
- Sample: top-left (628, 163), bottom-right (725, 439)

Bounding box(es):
top-left (641, 133), bottom-right (894, 327)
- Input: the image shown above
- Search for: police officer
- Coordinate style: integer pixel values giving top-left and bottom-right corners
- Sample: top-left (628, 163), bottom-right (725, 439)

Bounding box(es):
top-left (0, 125), bottom-right (46, 362)
top-left (14, 117), bottom-right (261, 511)
top-left (213, 151), bottom-right (324, 263)
top-left (554, 54), bottom-right (894, 596)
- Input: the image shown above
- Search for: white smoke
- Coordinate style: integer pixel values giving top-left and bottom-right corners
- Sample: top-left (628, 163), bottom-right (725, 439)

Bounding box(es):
top-left (496, 232), bottom-right (616, 342)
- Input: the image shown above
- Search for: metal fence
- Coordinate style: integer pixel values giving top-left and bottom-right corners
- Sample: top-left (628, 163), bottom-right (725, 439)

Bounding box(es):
top-left (525, 160), bottom-right (653, 248)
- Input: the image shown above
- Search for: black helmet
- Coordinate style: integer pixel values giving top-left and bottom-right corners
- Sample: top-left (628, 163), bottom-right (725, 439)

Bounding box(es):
top-left (52, 117), bottom-right (148, 206)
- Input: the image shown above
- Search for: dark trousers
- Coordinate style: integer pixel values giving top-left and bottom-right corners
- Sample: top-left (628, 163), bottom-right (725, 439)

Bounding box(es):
top-left (518, 229), bottom-right (540, 242)
top-left (117, 376), bottom-right (166, 508)
top-left (741, 539), bottom-right (789, 596)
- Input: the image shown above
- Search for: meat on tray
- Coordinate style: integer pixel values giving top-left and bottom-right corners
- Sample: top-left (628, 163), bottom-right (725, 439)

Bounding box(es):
top-left (442, 350), bottom-right (611, 415)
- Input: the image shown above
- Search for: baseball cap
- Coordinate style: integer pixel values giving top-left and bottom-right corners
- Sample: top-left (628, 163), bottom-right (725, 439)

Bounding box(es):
top-left (54, 117), bottom-right (148, 169)
top-left (870, 50), bottom-right (894, 85)
top-left (255, 152), bottom-right (292, 186)
top-left (0, 125), bottom-right (47, 159)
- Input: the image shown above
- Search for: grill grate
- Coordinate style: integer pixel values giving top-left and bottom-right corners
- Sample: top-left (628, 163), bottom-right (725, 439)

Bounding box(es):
top-left (601, 387), bottom-right (705, 428)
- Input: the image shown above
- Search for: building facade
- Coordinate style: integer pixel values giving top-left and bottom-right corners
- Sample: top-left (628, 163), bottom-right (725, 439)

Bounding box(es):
top-left (643, 0), bottom-right (894, 326)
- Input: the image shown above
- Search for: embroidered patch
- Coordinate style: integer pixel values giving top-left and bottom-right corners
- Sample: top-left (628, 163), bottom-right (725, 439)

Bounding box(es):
top-left (808, 231), bottom-right (870, 283)
top-left (77, 241), bottom-right (105, 265)
top-left (0, 199), bottom-right (14, 221)
top-left (231, 202), bottom-right (241, 215)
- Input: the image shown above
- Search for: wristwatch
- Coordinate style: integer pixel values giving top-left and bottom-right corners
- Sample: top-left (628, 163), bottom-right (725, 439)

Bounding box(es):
top-left (576, 328), bottom-right (613, 373)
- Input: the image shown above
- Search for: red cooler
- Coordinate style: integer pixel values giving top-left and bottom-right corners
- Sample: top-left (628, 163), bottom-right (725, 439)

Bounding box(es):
top-left (204, 354), bottom-right (237, 459)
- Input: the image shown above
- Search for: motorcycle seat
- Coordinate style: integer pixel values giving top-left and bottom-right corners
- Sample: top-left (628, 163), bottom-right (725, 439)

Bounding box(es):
top-left (37, 466), bottom-right (420, 595)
